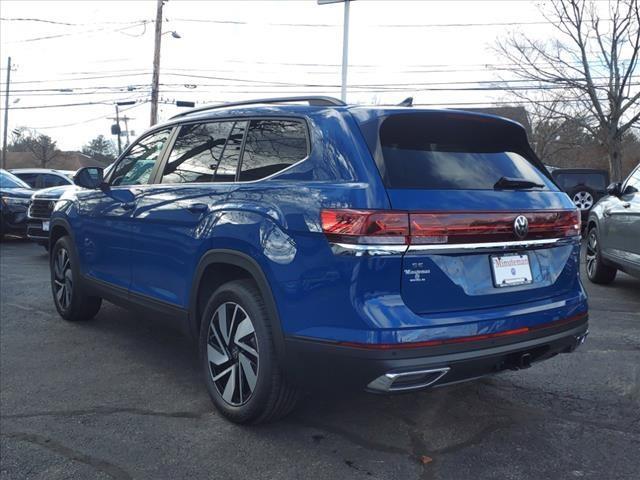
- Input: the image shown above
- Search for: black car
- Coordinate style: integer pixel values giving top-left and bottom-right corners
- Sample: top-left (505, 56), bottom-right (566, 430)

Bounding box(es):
top-left (0, 169), bottom-right (34, 238)
top-left (551, 168), bottom-right (610, 225)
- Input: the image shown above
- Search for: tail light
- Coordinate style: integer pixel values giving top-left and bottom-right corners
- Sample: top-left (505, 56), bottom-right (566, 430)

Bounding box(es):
top-left (321, 209), bottom-right (580, 245)
top-left (320, 209), bottom-right (409, 245)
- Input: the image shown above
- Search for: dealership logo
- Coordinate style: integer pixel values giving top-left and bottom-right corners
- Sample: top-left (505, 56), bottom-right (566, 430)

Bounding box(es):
top-left (514, 215), bottom-right (529, 239)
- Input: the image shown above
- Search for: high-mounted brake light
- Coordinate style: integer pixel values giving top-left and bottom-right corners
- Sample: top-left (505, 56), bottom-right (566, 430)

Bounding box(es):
top-left (321, 209), bottom-right (581, 246)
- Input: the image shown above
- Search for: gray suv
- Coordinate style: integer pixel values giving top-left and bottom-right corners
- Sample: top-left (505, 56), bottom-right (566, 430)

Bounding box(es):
top-left (586, 164), bottom-right (640, 283)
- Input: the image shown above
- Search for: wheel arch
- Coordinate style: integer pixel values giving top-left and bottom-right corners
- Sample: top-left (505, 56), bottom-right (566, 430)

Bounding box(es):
top-left (49, 218), bottom-right (75, 258)
top-left (189, 249), bottom-right (286, 361)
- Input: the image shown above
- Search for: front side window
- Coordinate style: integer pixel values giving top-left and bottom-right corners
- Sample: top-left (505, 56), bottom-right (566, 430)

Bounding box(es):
top-left (162, 121), bottom-right (241, 184)
top-left (239, 120), bottom-right (307, 181)
top-left (110, 129), bottom-right (171, 186)
top-left (623, 167), bottom-right (640, 194)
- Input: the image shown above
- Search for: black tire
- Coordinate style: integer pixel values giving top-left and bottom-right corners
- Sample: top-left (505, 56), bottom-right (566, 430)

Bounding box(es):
top-left (585, 226), bottom-right (616, 284)
top-left (50, 236), bottom-right (102, 321)
top-left (199, 279), bottom-right (300, 424)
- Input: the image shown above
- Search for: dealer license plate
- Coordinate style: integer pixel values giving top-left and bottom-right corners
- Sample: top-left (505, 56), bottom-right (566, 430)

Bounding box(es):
top-left (42, 221), bottom-right (50, 232)
top-left (490, 254), bottom-right (532, 287)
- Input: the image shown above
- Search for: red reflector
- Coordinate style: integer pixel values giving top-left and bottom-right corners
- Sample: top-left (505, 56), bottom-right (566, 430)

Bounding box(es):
top-left (337, 313), bottom-right (587, 350)
top-left (320, 209), bottom-right (409, 244)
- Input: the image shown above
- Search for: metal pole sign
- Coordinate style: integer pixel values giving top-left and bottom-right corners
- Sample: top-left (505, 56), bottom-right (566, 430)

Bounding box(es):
top-left (318, 0), bottom-right (351, 102)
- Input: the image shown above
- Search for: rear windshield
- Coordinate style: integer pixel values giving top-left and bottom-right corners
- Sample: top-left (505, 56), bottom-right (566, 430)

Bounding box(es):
top-left (554, 172), bottom-right (607, 191)
top-left (378, 114), bottom-right (554, 190)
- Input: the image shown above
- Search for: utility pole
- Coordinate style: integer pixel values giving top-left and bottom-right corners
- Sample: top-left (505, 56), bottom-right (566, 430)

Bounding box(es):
top-left (1, 57), bottom-right (11, 169)
top-left (115, 103), bottom-right (122, 155)
top-left (122, 116), bottom-right (132, 147)
top-left (150, 0), bottom-right (164, 126)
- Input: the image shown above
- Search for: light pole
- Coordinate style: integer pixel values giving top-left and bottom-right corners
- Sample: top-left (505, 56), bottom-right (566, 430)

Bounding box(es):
top-left (318, 0), bottom-right (351, 102)
top-left (1, 57), bottom-right (12, 169)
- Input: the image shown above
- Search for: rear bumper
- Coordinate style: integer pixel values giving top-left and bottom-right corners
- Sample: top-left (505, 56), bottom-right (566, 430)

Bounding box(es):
top-left (283, 316), bottom-right (588, 393)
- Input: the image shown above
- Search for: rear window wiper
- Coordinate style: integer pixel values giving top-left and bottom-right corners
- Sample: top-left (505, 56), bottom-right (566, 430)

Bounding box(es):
top-left (494, 176), bottom-right (544, 190)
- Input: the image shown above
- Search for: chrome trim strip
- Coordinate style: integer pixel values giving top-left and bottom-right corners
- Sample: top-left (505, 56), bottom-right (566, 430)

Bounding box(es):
top-left (407, 237), bottom-right (579, 253)
top-left (367, 367), bottom-right (450, 393)
top-left (330, 243), bottom-right (408, 256)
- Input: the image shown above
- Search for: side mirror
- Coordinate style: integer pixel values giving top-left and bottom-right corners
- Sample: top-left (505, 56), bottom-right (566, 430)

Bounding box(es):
top-left (74, 167), bottom-right (104, 189)
top-left (606, 182), bottom-right (622, 197)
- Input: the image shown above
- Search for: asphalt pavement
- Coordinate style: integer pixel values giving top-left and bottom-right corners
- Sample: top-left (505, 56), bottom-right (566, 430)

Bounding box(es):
top-left (1, 238), bottom-right (639, 480)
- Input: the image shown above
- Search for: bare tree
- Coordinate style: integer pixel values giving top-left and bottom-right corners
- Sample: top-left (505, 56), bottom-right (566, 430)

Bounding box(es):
top-left (496, 0), bottom-right (639, 181)
top-left (9, 128), bottom-right (60, 167)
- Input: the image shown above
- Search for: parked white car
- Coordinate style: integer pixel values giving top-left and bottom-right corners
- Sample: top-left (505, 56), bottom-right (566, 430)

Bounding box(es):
top-left (9, 168), bottom-right (75, 189)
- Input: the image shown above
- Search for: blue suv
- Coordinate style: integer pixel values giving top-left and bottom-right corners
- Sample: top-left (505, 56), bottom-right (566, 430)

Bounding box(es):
top-left (49, 96), bottom-right (588, 424)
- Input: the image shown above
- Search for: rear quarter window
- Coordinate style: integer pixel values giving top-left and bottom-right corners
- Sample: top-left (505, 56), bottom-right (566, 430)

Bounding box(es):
top-left (239, 119), bottom-right (307, 182)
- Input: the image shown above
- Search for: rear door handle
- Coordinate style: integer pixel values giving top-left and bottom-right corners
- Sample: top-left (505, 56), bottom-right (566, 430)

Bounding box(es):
top-left (186, 202), bottom-right (208, 214)
top-left (622, 202), bottom-right (631, 208)
top-left (119, 202), bottom-right (136, 211)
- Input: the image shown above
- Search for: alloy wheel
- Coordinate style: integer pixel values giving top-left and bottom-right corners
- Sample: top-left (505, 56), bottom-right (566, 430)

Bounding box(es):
top-left (207, 302), bottom-right (259, 406)
top-left (53, 248), bottom-right (73, 310)
top-left (573, 191), bottom-right (594, 210)
top-left (586, 230), bottom-right (598, 278)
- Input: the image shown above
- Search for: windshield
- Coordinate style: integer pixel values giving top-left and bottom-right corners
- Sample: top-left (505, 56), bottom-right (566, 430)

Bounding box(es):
top-left (0, 170), bottom-right (31, 189)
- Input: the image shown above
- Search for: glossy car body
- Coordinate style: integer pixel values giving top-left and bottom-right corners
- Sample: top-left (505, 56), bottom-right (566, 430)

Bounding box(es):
top-left (586, 164), bottom-right (640, 280)
top-left (0, 169), bottom-right (33, 237)
top-left (49, 98), bottom-right (588, 409)
top-left (10, 168), bottom-right (75, 189)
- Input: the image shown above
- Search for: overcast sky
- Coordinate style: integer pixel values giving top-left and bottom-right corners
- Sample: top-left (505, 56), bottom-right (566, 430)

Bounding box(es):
top-left (0, 1), bottom-right (577, 150)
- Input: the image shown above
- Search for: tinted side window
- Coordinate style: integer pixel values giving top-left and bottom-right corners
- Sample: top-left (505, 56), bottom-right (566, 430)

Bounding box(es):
top-left (162, 121), bottom-right (240, 184)
top-left (239, 120), bottom-right (307, 182)
top-left (16, 173), bottom-right (38, 188)
top-left (42, 174), bottom-right (70, 187)
top-left (110, 129), bottom-right (171, 186)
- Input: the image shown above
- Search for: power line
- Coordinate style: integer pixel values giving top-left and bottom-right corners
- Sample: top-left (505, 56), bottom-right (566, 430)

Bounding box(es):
top-left (0, 96), bottom-right (144, 110)
top-left (31, 101), bottom-right (145, 130)
top-left (5, 21), bottom-right (149, 43)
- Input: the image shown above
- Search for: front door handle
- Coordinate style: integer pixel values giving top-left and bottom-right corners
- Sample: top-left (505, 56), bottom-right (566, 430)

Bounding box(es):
top-left (119, 202), bottom-right (136, 211)
top-left (622, 202), bottom-right (631, 208)
top-left (186, 202), bottom-right (208, 214)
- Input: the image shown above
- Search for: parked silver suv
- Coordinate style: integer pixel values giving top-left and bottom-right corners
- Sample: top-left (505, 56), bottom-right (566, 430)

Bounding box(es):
top-left (586, 164), bottom-right (640, 283)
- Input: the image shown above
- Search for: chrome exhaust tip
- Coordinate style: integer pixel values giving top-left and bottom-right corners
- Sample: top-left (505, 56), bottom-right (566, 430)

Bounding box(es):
top-left (366, 367), bottom-right (450, 393)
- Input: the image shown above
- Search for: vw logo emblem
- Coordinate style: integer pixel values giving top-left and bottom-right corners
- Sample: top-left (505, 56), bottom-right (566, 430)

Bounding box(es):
top-left (514, 215), bottom-right (529, 239)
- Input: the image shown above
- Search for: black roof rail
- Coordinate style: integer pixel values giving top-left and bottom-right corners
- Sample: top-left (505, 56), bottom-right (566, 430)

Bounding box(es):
top-left (170, 96), bottom-right (346, 119)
